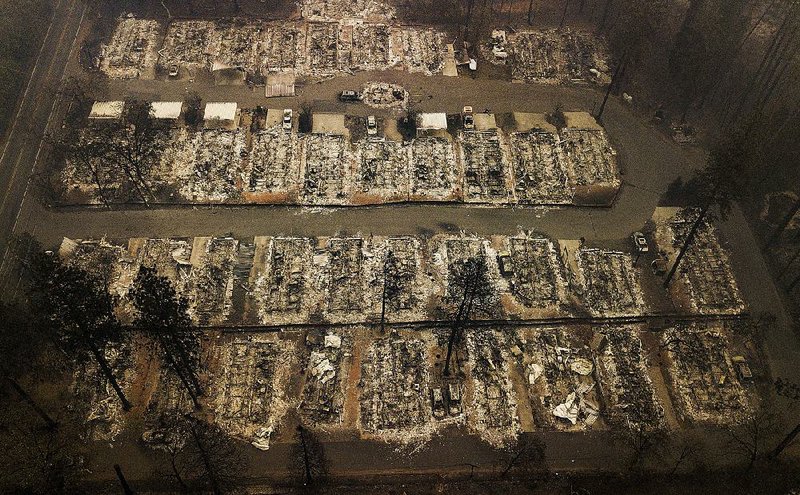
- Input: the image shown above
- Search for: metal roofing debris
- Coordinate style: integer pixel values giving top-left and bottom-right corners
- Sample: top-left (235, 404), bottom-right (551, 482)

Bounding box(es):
top-left (89, 101), bottom-right (125, 120)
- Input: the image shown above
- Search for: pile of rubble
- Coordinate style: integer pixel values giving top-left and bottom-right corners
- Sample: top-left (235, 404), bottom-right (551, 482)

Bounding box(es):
top-left (560, 129), bottom-right (619, 188)
top-left (360, 82), bottom-right (408, 109)
top-left (409, 137), bottom-right (459, 201)
top-left (207, 335), bottom-right (295, 450)
top-left (575, 248), bottom-right (645, 317)
top-left (246, 126), bottom-right (301, 200)
top-left (359, 335), bottom-right (437, 445)
top-left (307, 22), bottom-right (340, 74)
top-left (143, 363), bottom-right (197, 445)
top-left (655, 209), bottom-right (745, 315)
top-left (301, 134), bottom-right (352, 205)
top-left (257, 24), bottom-right (304, 70)
top-left (367, 237), bottom-right (426, 318)
top-left (354, 140), bottom-right (410, 203)
top-left (662, 324), bottom-right (752, 425)
top-left (299, 0), bottom-right (397, 21)
top-left (325, 238), bottom-right (366, 314)
top-left (510, 131), bottom-right (572, 204)
top-left (136, 237), bottom-right (193, 291)
top-left (595, 326), bottom-right (665, 430)
top-left (171, 129), bottom-right (247, 202)
top-left (514, 327), bottom-right (601, 430)
top-left (501, 30), bottom-right (610, 84)
top-left (62, 237), bottom-right (139, 306)
top-left (159, 21), bottom-right (216, 71)
top-left (72, 342), bottom-right (134, 441)
top-left (459, 130), bottom-right (512, 203)
top-left (99, 17), bottom-right (160, 79)
top-left (341, 24), bottom-right (392, 71)
top-left (396, 28), bottom-right (447, 75)
top-left (185, 237), bottom-right (238, 326)
top-left (251, 237), bottom-right (315, 325)
top-left (501, 235), bottom-right (569, 310)
top-left (466, 329), bottom-right (520, 447)
top-left (301, 330), bottom-right (351, 426)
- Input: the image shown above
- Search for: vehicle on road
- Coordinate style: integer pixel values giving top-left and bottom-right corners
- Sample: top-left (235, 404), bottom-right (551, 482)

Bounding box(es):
top-left (632, 231), bottom-right (649, 254)
top-left (339, 90), bottom-right (362, 102)
top-left (366, 115), bottom-right (377, 136)
top-left (283, 109), bottom-right (293, 131)
top-left (462, 105), bottom-right (474, 130)
top-left (168, 64), bottom-right (179, 77)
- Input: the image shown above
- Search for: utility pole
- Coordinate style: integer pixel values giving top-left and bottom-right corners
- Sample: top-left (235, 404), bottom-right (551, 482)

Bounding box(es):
top-left (297, 425), bottom-right (313, 486)
top-left (114, 464), bottom-right (135, 495)
top-left (596, 52), bottom-right (626, 121)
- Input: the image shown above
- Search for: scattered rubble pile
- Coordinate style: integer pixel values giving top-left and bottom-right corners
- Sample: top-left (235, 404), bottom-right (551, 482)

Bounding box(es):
top-left (325, 238), bottom-right (365, 313)
top-left (501, 30), bottom-right (610, 84)
top-left (301, 330), bottom-right (351, 426)
top-left (159, 21), bottom-right (216, 70)
top-left (369, 237), bottom-right (424, 315)
top-left (503, 236), bottom-right (568, 309)
top-left (341, 24), bottom-right (391, 71)
top-left (257, 24), bottom-right (304, 70)
top-left (208, 335), bottom-right (294, 450)
top-left (409, 137), bottom-right (459, 201)
top-left (302, 134), bottom-right (352, 205)
top-left (656, 209), bottom-right (745, 315)
top-left (246, 126), bottom-right (300, 197)
top-left (211, 21), bottom-right (263, 74)
top-left (307, 22), bottom-right (340, 73)
top-left (576, 248), bottom-right (645, 317)
top-left (355, 140), bottom-right (410, 203)
top-left (466, 329), bottom-right (520, 447)
top-left (99, 17), bottom-right (160, 79)
top-left (174, 129), bottom-right (247, 202)
top-left (360, 82), bottom-right (408, 109)
top-left (595, 327), bottom-right (664, 430)
top-left (72, 343), bottom-right (134, 442)
top-left (186, 237), bottom-right (238, 326)
top-left (662, 324), bottom-right (752, 425)
top-left (510, 131), bottom-right (572, 204)
top-left (396, 28), bottom-right (447, 75)
top-left (560, 129), bottom-right (620, 188)
top-left (515, 328), bottom-right (601, 430)
top-left (459, 130), bottom-right (511, 203)
top-left (359, 336), bottom-right (436, 444)
top-left (63, 238), bottom-right (138, 304)
top-left (299, 0), bottom-right (397, 21)
top-left (137, 237), bottom-right (193, 290)
top-left (252, 237), bottom-right (314, 325)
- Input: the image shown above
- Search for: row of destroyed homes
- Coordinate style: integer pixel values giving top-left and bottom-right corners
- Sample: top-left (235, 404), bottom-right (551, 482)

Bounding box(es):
top-left (61, 102), bottom-right (620, 206)
top-left (60, 216), bottom-right (743, 329)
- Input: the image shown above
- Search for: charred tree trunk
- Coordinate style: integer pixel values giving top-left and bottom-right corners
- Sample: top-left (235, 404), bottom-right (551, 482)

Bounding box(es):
top-left (663, 205), bottom-right (709, 288)
top-left (770, 423), bottom-right (800, 459)
top-left (527, 0), bottom-right (535, 25)
top-left (114, 464), bottom-right (135, 495)
top-left (298, 425), bottom-right (313, 486)
top-left (767, 197), bottom-right (800, 247)
top-left (89, 344), bottom-right (132, 411)
top-left (559, 0), bottom-right (570, 29)
top-left (188, 420), bottom-right (221, 495)
top-left (5, 375), bottom-right (57, 429)
top-left (598, 0), bottom-right (613, 32)
top-left (163, 347), bottom-right (201, 410)
top-left (596, 53), bottom-right (626, 120)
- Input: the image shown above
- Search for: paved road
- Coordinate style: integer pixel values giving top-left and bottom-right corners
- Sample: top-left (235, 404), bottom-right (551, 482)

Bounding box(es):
top-left (0, 0), bottom-right (86, 282)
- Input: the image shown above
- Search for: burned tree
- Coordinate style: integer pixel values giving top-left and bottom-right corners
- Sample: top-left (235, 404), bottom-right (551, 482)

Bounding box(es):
top-left (23, 243), bottom-right (132, 411)
top-left (663, 129), bottom-right (752, 287)
top-left (0, 302), bottom-right (57, 429)
top-left (163, 416), bottom-right (246, 495)
top-left (724, 409), bottom-right (782, 469)
top-left (130, 266), bottom-right (203, 409)
top-left (501, 434), bottom-right (547, 477)
top-left (443, 255), bottom-right (497, 376)
top-left (290, 424), bottom-right (328, 490)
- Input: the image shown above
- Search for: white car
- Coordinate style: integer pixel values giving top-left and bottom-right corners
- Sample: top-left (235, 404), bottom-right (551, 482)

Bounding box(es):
top-left (632, 232), bottom-right (649, 254)
top-left (462, 106), bottom-right (474, 130)
top-left (366, 115), bottom-right (377, 136)
top-left (282, 109), bottom-right (292, 131)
